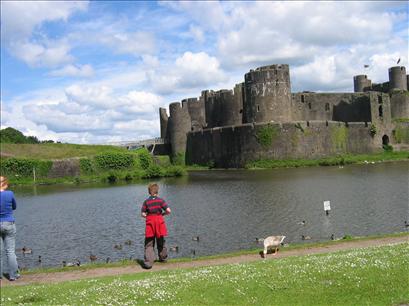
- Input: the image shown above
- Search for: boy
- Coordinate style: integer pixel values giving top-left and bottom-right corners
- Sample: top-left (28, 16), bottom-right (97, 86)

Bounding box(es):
top-left (141, 183), bottom-right (171, 269)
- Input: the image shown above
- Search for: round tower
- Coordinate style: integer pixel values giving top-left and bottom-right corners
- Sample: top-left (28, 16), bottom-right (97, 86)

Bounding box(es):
top-left (184, 97), bottom-right (206, 131)
top-left (389, 66), bottom-right (407, 91)
top-left (159, 108), bottom-right (168, 140)
top-left (353, 75), bottom-right (371, 92)
top-left (167, 102), bottom-right (191, 157)
top-left (243, 64), bottom-right (292, 123)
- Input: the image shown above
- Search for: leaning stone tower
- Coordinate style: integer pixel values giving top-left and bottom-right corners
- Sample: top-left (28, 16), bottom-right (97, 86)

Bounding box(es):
top-left (243, 64), bottom-right (292, 123)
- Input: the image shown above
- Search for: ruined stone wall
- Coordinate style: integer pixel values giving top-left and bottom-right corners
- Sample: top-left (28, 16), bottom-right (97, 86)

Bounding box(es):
top-left (47, 159), bottom-right (80, 178)
top-left (167, 102), bottom-right (191, 157)
top-left (390, 92), bottom-right (409, 119)
top-left (354, 75), bottom-right (372, 92)
top-left (291, 92), bottom-right (372, 123)
top-left (186, 121), bottom-right (380, 168)
top-left (159, 108), bottom-right (168, 139)
top-left (243, 64), bottom-right (292, 123)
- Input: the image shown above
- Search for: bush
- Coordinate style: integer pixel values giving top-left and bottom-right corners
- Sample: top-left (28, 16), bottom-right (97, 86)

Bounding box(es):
top-left (0, 158), bottom-right (52, 178)
top-left (94, 153), bottom-right (134, 170)
top-left (137, 149), bottom-right (153, 170)
top-left (79, 158), bottom-right (94, 174)
top-left (172, 152), bottom-right (185, 166)
top-left (142, 164), bottom-right (163, 178)
top-left (164, 166), bottom-right (186, 177)
top-left (256, 124), bottom-right (279, 147)
top-left (383, 144), bottom-right (393, 152)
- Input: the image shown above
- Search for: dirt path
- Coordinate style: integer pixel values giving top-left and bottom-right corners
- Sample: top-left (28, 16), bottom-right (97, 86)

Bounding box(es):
top-left (2, 236), bottom-right (408, 287)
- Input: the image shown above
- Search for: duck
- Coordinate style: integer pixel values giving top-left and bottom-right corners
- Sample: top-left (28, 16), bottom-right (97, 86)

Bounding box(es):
top-left (124, 240), bottom-right (132, 246)
top-left (301, 235), bottom-right (311, 240)
top-left (192, 236), bottom-right (200, 242)
top-left (169, 246), bottom-right (179, 252)
top-left (114, 244), bottom-right (123, 250)
top-left (297, 220), bottom-right (306, 226)
top-left (62, 259), bottom-right (81, 267)
top-left (22, 247), bottom-right (33, 255)
top-left (89, 254), bottom-right (97, 262)
top-left (255, 238), bottom-right (264, 243)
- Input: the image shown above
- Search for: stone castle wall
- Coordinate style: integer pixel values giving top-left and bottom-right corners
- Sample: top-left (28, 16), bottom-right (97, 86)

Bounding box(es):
top-left (186, 121), bottom-right (384, 168)
top-left (160, 64), bottom-right (408, 165)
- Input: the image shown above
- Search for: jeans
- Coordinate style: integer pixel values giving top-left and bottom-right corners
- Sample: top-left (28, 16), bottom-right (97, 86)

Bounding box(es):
top-left (0, 222), bottom-right (19, 279)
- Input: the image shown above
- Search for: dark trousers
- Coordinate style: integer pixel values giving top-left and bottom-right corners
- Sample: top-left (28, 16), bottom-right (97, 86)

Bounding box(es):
top-left (144, 236), bottom-right (167, 268)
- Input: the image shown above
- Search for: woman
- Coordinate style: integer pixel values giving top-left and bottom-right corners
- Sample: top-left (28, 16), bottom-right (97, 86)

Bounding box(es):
top-left (0, 176), bottom-right (20, 281)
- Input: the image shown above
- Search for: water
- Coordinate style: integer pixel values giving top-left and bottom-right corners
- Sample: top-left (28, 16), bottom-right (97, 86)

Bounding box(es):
top-left (3, 162), bottom-right (408, 269)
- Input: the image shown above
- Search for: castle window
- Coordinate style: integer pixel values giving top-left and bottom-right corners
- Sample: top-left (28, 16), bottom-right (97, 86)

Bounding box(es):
top-left (257, 105), bottom-right (260, 112)
top-left (239, 109), bottom-right (243, 114)
top-left (378, 95), bottom-right (382, 104)
top-left (301, 95), bottom-right (305, 103)
top-left (325, 103), bottom-right (330, 111)
top-left (308, 103), bottom-right (312, 110)
top-left (378, 105), bottom-right (383, 118)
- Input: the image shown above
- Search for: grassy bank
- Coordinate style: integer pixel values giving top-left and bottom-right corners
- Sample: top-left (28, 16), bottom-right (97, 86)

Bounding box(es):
top-left (0, 145), bottom-right (186, 185)
top-left (17, 232), bottom-right (409, 275)
top-left (0, 143), bottom-right (129, 159)
top-left (2, 242), bottom-right (408, 305)
top-left (246, 151), bottom-right (409, 169)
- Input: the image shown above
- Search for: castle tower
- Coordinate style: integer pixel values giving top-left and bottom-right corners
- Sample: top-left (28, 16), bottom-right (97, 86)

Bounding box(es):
top-left (182, 98), bottom-right (206, 131)
top-left (353, 75), bottom-right (372, 92)
top-left (159, 108), bottom-right (168, 139)
top-left (167, 102), bottom-right (191, 157)
top-left (243, 64), bottom-right (292, 123)
top-left (389, 66), bottom-right (407, 91)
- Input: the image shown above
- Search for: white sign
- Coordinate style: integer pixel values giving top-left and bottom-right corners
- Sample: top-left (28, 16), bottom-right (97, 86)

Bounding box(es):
top-left (324, 200), bottom-right (331, 211)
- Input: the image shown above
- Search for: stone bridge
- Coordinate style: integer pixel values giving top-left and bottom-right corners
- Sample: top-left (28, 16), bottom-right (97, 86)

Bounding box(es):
top-left (110, 138), bottom-right (170, 155)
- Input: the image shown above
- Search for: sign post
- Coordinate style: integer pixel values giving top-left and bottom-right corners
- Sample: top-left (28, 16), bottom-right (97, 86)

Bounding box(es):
top-left (324, 200), bottom-right (331, 215)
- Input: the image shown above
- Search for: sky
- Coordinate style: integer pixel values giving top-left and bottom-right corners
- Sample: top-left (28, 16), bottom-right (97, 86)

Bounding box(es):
top-left (1, 1), bottom-right (408, 144)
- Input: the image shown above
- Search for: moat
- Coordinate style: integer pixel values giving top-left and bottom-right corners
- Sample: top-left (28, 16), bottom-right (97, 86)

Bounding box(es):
top-left (6, 162), bottom-right (408, 269)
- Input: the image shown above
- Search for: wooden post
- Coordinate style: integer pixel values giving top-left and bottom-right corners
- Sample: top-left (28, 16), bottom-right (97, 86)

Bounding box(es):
top-left (33, 167), bottom-right (36, 183)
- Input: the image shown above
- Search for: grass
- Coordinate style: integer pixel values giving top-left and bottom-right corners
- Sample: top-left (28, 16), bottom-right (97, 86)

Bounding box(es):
top-left (1, 242), bottom-right (408, 305)
top-left (0, 143), bottom-right (132, 160)
top-left (246, 151), bottom-right (409, 169)
top-left (17, 232), bottom-right (409, 275)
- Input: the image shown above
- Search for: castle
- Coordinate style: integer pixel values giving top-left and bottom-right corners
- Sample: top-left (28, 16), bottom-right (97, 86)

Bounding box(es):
top-left (158, 64), bottom-right (409, 168)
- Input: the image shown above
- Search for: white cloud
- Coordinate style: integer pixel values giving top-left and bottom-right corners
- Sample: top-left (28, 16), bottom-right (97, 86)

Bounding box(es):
top-left (1, 1), bottom-right (88, 40)
top-left (1, 1), bottom-right (88, 68)
top-left (99, 31), bottom-right (156, 56)
top-left (147, 51), bottom-right (227, 95)
top-left (49, 64), bottom-right (94, 78)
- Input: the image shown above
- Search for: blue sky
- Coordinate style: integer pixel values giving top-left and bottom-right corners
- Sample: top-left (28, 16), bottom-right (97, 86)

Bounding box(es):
top-left (1, 1), bottom-right (408, 143)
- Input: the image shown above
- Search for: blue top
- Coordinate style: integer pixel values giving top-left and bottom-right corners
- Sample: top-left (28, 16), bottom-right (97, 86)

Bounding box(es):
top-left (0, 190), bottom-right (17, 222)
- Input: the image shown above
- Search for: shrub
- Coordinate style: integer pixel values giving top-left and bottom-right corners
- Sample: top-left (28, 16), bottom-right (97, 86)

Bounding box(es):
top-left (369, 124), bottom-right (377, 137)
top-left (164, 166), bottom-right (186, 177)
top-left (256, 124), bottom-right (279, 147)
top-left (94, 153), bottom-right (134, 170)
top-left (0, 158), bottom-right (52, 178)
top-left (137, 149), bottom-right (153, 170)
top-left (383, 144), bottom-right (393, 152)
top-left (172, 152), bottom-right (186, 166)
top-left (79, 158), bottom-right (94, 175)
top-left (142, 164), bottom-right (163, 178)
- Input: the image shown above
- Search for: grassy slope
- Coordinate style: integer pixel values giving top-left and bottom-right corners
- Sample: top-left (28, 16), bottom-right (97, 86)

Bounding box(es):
top-left (0, 143), bottom-right (132, 160)
top-left (1, 242), bottom-right (408, 305)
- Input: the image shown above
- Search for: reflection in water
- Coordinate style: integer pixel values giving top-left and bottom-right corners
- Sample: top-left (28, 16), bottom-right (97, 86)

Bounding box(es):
top-left (5, 161), bottom-right (409, 269)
